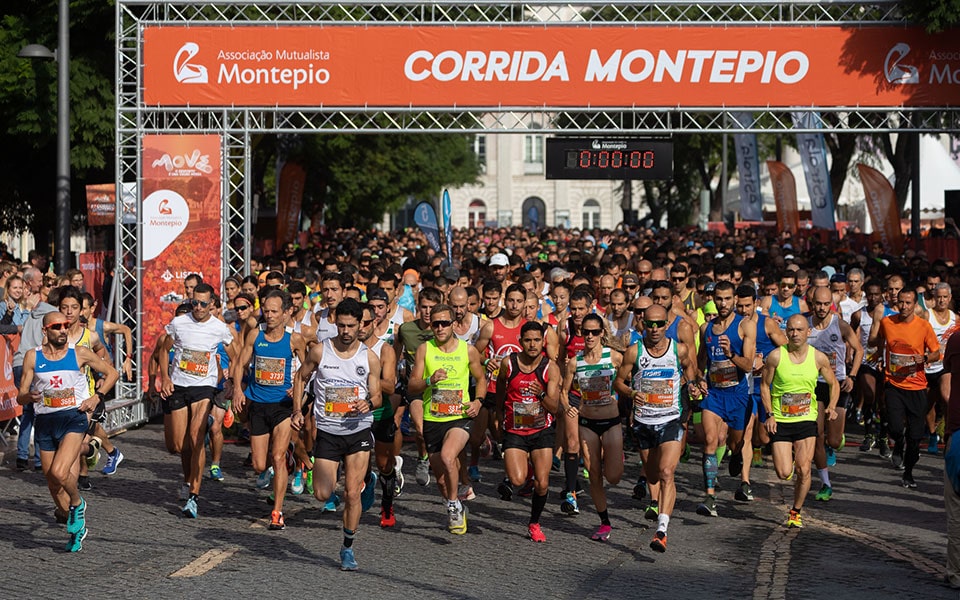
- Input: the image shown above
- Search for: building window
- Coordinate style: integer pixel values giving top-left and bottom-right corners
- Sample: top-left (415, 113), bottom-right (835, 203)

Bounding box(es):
top-left (497, 210), bottom-right (513, 227)
top-left (472, 135), bottom-right (487, 174)
top-left (523, 135), bottom-right (544, 174)
top-left (468, 199), bottom-right (486, 228)
top-left (522, 197), bottom-right (547, 231)
top-left (555, 209), bottom-right (570, 228)
top-left (582, 199), bottom-right (601, 229)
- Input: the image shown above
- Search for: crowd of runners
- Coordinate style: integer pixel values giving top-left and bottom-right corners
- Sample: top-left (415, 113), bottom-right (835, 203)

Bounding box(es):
top-left (8, 225), bottom-right (960, 585)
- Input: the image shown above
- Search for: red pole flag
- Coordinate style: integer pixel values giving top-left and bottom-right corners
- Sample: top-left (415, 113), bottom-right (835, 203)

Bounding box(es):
top-left (767, 160), bottom-right (800, 235)
top-left (857, 163), bottom-right (905, 255)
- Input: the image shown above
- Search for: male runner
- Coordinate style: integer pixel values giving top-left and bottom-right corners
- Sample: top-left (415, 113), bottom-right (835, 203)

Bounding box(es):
top-left (761, 271), bottom-right (808, 329)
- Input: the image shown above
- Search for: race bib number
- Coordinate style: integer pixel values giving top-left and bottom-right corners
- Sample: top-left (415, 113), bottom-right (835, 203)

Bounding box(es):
top-left (636, 376), bottom-right (675, 407)
top-left (579, 374), bottom-right (612, 407)
top-left (513, 400), bottom-right (546, 430)
top-left (865, 345), bottom-right (881, 366)
top-left (888, 352), bottom-right (922, 379)
top-left (324, 386), bottom-right (359, 418)
top-left (780, 392), bottom-right (812, 416)
top-left (431, 387), bottom-right (464, 417)
top-left (179, 348), bottom-right (211, 377)
top-left (827, 351), bottom-right (838, 370)
top-left (486, 353), bottom-right (506, 381)
top-left (709, 359), bottom-right (739, 388)
top-left (42, 388), bottom-right (75, 408)
top-left (254, 356), bottom-right (286, 386)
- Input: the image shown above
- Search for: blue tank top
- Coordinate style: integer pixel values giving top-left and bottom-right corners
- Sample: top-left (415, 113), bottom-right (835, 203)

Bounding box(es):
top-left (768, 295), bottom-right (800, 329)
top-left (215, 343), bottom-right (230, 391)
top-left (704, 313), bottom-right (748, 397)
top-left (665, 316), bottom-right (681, 343)
top-left (243, 328), bottom-right (293, 404)
top-left (755, 314), bottom-right (776, 360)
top-left (95, 319), bottom-right (114, 360)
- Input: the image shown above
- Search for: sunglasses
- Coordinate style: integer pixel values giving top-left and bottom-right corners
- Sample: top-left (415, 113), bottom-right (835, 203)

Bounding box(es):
top-left (190, 299), bottom-right (212, 307)
top-left (234, 304), bottom-right (251, 310)
top-left (361, 319), bottom-right (374, 326)
top-left (779, 282), bottom-right (797, 288)
top-left (582, 328), bottom-right (603, 336)
top-left (644, 320), bottom-right (667, 328)
top-left (45, 322), bottom-right (69, 331)
top-left (431, 319), bottom-right (453, 328)
top-left (624, 284), bottom-right (638, 290)
top-left (671, 277), bottom-right (686, 282)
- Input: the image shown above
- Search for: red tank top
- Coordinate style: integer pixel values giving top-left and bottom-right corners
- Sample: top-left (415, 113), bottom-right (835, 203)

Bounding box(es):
top-left (564, 320), bottom-right (585, 360)
top-left (502, 354), bottom-right (553, 435)
top-left (485, 317), bottom-right (525, 393)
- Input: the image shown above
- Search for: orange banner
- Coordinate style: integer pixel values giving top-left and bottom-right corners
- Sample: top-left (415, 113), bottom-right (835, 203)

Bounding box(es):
top-left (276, 162), bottom-right (306, 247)
top-left (0, 335), bottom-right (21, 422)
top-left (78, 251), bottom-right (111, 312)
top-left (141, 134), bottom-right (222, 386)
top-left (857, 163), bottom-right (905, 255)
top-left (85, 183), bottom-right (116, 226)
top-left (143, 25), bottom-right (960, 108)
top-left (767, 160), bottom-right (800, 235)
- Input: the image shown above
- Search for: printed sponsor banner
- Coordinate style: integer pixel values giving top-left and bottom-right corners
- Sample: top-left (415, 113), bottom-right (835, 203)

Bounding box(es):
top-left (141, 134), bottom-right (222, 386)
top-left (78, 251), bottom-right (112, 311)
top-left (766, 161), bottom-right (800, 235)
top-left (0, 335), bottom-right (21, 422)
top-left (732, 112), bottom-right (763, 221)
top-left (143, 25), bottom-right (960, 108)
top-left (442, 189), bottom-right (453, 261)
top-left (85, 183), bottom-right (116, 226)
top-left (276, 162), bottom-right (306, 246)
top-left (413, 200), bottom-right (442, 254)
top-left (792, 112), bottom-right (837, 230)
top-left (857, 163), bottom-right (905, 255)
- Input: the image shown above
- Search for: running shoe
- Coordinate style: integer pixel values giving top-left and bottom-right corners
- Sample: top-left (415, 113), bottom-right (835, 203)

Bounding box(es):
top-left (491, 440), bottom-right (503, 461)
top-left (209, 464), bottom-right (224, 482)
top-left (179, 482), bottom-right (191, 500)
top-left (66, 498), bottom-right (86, 535)
top-left (561, 491), bottom-right (580, 516)
top-left (269, 510), bottom-right (285, 530)
top-left (305, 469), bottom-right (314, 495)
top-left (853, 408), bottom-right (864, 426)
top-left (457, 484), bottom-right (476, 501)
top-left (85, 437), bottom-right (102, 470)
top-left (643, 503), bottom-right (659, 521)
top-left (928, 433), bottom-right (941, 455)
top-left (837, 434), bottom-right (846, 451)
top-left (322, 494), bottom-right (340, 513)
top-left (552, 456), bottom-right (562, 472)
top-left (256, 466), bottom-right (274, 489)
top-left (696, 495), bottom-right (718, 517)
top-left (340, 546), bottom-right (358, 571)
top-left (901, 475), bottom-right (918, 489)
top-left (448, 504), bottom-right (468, 535)
top-left (101, 447), bottom-right (124, 476)
top-left (65, 527), bottom-right (87, 553)
top-left (416, 457), bottom-right (431, 486)
top-left (815, 484), bottom-right (833, 501)
top-left (650, 531), bottom-right (667, 553)
top-left (467, 465), bottom-right (482, 482)
top-left (290, 470), bottom-right (304, 495)
top-left (182, 496), bottom-right (198, 518)
top-left (859, 435), bottom-right (875, 452)
top-left (77, 476), bottom-right (92, 491)
top-left (752, 448), bottom-right (763, 468)
top-left (591, 524), bottom-right (612, 542)
top-left (787, 509), bottom-right (803, 528)
top-left (394, 456), bottom-right (405, 496)
top-left (380, 506), bottom-right (396, 528)
top-left (528, 523), bottom-right (547, 543)
top-left (891, 452), bottom-right (905, 471)
top-left (728, 450), bottom-right (743, 477)
top-left (361, 472), bottom-right (378, 512)
top-left (497, 479), bottom-right (514, 501)
top-left (735, 481), bottom-right (754, 502)
top-left (878, 437), bottom-right (891, 458)
top-left (633, 476), bottom-right (647, 500)
top-left (825, 446), bottom-right (837, 468)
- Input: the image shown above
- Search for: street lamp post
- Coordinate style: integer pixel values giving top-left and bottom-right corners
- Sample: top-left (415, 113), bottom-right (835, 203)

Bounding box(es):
top-left (18, 0), bottom-right (70, 275)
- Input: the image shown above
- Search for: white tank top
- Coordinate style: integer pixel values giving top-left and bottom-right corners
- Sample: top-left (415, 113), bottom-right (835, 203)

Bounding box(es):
top-left (631, 339), bottom-right (682, 425)
top-left (33, 344), bottom-right (91, 415)
top-left (454, 313), bottom-right (481, 344)
top-left (315, 308), bottom-right (338, 343)
top-left (859, 305), bottom-right (882, 369)
top-left (807, 313), bottom-right (846, 382)
top-left (311, 339), bottom-right (372, 435)
top-left (389, 305), bottom-right (405, 326)
top-left (926, 309), bottom-right (958, 374)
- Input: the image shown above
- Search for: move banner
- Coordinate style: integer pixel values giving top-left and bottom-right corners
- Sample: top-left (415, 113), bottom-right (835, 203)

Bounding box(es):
top-left (792, 112), bottom-right (836, 230)
top-left (276, 162), bottom-right (306, 247)
top-left (857, 163), bottom-right (905, 255)
top-left (0, 335), bottom-right (20, 422)
top-left (766, 160), bottom-right (800, 235)
top-left (442, 189), bottom-right (453, 262)
top-left (732, 112), bottom-right (763, 221)
top-left (413, 200), bottom-right (442, 254)
top-left (140, 134), bottom-right (222, 386)
top-left (143, 26), bottom-right (960, 108)
top-left (78, 251), bottom-right (112, 312)
top-left (85, 183), bottom-right (116, 226)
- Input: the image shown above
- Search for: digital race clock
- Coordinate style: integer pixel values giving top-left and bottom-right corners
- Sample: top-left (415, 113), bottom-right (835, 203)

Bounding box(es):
top-left (545, 138), bottom-right (673, 180)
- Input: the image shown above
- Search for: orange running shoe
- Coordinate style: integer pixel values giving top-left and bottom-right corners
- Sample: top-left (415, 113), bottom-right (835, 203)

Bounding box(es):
top-left (650, 531), bottom-right (668, 553)
top-left (528, 523), bottom-right (547, 542)
top-left (380, 506), bottom-right (396, 528)
top-left (269, 510), bottom-right (285, 530)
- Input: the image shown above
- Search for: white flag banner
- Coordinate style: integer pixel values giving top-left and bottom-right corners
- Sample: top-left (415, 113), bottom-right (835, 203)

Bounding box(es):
top-left (732, 112), bottom-right (763, 221)
top-left (792, 112), bottom-right (836, 231)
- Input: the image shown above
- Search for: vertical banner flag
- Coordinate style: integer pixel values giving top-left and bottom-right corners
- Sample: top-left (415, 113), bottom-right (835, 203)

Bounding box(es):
top-left (276, 162), bottom-right (306, 246)
top-left (140, 134), bottom-right (222, 386)
top-left (0, 335), bottom-right (21, 422)
top-left (766, 161), bottom-right (800, 235)
top-left (85, 183), bottom-right (116, 226)
top-left (414, 200), bottom-right (443, 254)
top-left (732, 112), bottom-right (763, 221)
top-left (78, 251), bottom-right (112, 310)
top-left (442, 189), bottom-right (453, 262)
top-left (792, 112), bottom-right (836, 231)
top-left (857, 163), bottom-right (905, 255)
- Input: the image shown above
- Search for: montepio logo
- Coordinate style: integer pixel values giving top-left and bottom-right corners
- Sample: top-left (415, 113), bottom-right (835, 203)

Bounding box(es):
top-left (174, 42), bottom-right (208, 84)
top-left (151, 148), bottom-right (213, 176)
top-left (884, 43), bottom-right (919, 84)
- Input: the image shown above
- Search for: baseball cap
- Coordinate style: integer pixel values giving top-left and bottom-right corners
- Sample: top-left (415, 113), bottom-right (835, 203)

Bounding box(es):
top-left (442, 267), bottom-right (460, 281)
top-left (489, 253), bottom-right (509, 267)
top-left (367, 288), bottom-right (389, 303)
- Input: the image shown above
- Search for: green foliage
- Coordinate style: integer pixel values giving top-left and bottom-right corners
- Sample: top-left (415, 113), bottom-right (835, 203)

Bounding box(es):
top-left (900, 0), bottom-right (960, 31)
